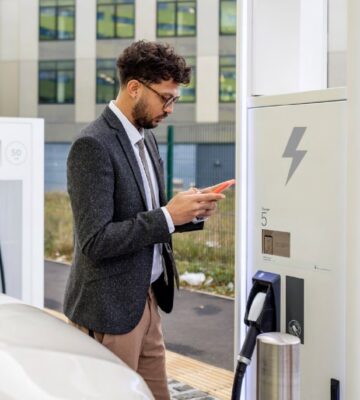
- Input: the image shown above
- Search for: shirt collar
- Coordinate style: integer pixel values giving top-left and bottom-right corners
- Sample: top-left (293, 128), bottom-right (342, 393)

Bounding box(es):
top-left (109, 100), bottom-right (144, 146)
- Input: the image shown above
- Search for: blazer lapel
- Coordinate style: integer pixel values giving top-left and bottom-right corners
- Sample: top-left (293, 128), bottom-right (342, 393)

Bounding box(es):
top-left (144, 131), bottom-right (167, 206)
top-left (102, 107), bottom-right (148, 209)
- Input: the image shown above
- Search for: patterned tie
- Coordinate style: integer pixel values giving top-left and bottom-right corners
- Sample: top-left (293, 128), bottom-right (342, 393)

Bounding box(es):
top-left (137, 138), bottom-right (157, 210)
top-left (137, 138), bottom-right (179, 289)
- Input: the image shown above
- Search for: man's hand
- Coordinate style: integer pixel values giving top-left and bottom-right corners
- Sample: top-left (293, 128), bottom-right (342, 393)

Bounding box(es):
top-left (165, 188), bottom-right (225, 226)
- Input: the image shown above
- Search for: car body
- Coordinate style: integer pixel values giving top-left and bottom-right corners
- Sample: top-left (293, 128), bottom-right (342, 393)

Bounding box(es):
top-left (0, 294), bottom-right (154, 399)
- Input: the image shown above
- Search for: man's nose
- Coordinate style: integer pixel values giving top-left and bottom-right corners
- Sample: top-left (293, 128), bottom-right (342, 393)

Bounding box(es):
top-left (164, 101), bottom-right (175, 114)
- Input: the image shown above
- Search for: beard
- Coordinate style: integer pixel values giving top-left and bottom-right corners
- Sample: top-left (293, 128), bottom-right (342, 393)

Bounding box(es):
top-left (132, 98), bottom-right (168, 129)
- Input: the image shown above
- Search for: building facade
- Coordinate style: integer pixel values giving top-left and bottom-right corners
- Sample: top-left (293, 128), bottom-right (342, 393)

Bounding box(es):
top-left (0, 0), bottom-right (237, 190)
top-left (0, 0), bottom-right (237, 139)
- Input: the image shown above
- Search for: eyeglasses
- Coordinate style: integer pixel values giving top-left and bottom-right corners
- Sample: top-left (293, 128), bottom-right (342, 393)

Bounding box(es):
top-left (138, 80), bottom-right (180, 110)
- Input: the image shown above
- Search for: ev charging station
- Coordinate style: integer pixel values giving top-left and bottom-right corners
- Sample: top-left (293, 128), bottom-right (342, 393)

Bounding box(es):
top-left (235, 0), bottom-right (360, 399)
top-left (0, 118), bottom-right (44, 307)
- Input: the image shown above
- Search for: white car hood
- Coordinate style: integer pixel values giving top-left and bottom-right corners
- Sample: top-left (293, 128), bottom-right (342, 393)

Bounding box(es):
top-left (0, 295), bottom-right (154, 399)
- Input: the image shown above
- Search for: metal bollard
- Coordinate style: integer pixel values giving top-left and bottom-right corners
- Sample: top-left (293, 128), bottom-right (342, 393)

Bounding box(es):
top-left (256, 332), bottom-right (300, 400)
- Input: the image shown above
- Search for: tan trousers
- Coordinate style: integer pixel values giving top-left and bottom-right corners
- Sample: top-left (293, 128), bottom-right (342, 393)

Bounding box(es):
top-left (70, 289), bottom-right (170, 400)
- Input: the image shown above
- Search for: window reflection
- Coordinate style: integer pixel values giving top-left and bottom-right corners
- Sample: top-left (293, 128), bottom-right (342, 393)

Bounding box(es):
top-left (39, 0), bottom-right (75, 41)
top-left (220, 0), bottom-right (236, 35)
top-left (96, 59), bottom-right (119, 104)
top-left (219, 56), bottom-right (236, 103)
top-left (179, 57), bottom-right (196, 103)
top-left (39, 61), bottom-right (75, 104)
top-left (157, 0), bottom-right (196, 37)
top-left (97, 0), bottom-right (135, 39)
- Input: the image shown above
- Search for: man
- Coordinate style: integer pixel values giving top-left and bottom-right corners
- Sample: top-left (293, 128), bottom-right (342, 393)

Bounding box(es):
top-left (63, 40), bottom-right (224, 399)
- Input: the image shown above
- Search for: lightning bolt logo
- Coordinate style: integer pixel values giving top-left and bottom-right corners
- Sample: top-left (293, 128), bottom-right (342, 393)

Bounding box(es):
top-left (283, 127), bottom-right (307, 185)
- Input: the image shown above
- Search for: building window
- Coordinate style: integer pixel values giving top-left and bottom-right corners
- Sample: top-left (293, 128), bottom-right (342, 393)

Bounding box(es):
top-left (97, 0), bottom-right (135, 39)
top-left (219, 56), bottom-right (236, 102)
top-left (220, 0), bottom-right (236, 35)
top-left (157, 0), bottom-right (196, 37)
top-left (179, 57), bottom-right (196, 103)
top-left (39, 0), bottom-right (75, 41)
top-left (39, 61), bottom-right (75, 104)
top-left (96, 59), bottom-right (119, 103)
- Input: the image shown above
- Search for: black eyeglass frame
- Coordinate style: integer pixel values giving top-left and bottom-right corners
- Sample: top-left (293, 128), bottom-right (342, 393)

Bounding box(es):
top-left (137, 79), bottom-right (180, 109)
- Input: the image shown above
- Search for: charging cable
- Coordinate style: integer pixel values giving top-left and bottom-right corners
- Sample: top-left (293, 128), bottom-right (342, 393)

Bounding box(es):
top-left (0, 244), bottom-right (6, 294)
top-left (231, 292), bottom-right (267, 399)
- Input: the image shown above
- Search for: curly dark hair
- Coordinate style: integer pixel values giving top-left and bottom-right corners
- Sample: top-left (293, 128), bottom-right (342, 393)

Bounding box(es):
top-left (116, 40), bottom-right (191, 86)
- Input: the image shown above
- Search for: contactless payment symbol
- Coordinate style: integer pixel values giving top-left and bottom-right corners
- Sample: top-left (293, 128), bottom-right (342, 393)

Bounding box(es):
top-left (288, 319), bottom-right (302, 338)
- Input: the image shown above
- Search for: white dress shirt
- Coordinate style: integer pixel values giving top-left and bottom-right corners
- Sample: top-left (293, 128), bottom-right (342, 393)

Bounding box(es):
top-left (109, 101), bottom-right (174, 283)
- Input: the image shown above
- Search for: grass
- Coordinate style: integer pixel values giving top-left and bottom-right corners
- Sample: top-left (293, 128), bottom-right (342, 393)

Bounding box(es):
top-left (44, 192), bottom-right (73, 263)
top-left (45, 191), bottom-right (235, 297)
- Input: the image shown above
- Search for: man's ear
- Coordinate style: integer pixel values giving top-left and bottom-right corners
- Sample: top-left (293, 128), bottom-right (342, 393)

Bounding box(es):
top-left (127, 80), bottom-right (141, 99)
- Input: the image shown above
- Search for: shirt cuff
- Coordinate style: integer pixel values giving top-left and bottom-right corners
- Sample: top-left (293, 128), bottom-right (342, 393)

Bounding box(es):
top-left (161, 206), bottom-right (175, 233)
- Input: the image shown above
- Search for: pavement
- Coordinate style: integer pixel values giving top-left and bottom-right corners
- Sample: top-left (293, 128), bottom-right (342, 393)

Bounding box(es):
top-left (44, 260), bottom-right (235, 399)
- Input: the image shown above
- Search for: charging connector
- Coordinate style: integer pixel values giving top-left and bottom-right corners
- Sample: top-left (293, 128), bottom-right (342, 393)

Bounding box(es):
top-left (231, 271), bottom-right (280, 400)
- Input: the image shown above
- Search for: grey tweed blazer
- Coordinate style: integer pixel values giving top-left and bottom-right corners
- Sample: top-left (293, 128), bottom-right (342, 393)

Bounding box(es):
top-left (63, 106), bottom-right (202, 334)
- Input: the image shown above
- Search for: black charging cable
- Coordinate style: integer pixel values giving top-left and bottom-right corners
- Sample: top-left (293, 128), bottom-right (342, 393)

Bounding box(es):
top-left (0, 244), bottom-right (6, 294)
top-left (232, 324), bottom-right (260, 398)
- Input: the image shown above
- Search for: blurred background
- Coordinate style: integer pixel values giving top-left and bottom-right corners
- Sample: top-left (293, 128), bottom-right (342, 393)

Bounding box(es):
top-left (0, 0), bottom-right (237, 295)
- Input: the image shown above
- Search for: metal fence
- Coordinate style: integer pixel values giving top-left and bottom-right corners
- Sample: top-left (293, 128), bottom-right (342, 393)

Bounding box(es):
top-left (160, 123), bottom-right (236, 292)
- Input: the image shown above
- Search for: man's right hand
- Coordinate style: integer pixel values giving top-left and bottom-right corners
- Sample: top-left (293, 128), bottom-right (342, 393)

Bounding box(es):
top-left (165, 188), bottom-right (225, 226)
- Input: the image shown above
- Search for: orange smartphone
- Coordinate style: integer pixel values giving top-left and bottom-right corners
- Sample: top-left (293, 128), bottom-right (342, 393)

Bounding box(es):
top-left (212, 179), bottom-right (236, 193)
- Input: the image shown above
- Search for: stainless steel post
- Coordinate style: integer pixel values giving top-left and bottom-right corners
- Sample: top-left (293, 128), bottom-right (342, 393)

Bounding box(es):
top-left (256, 332), bottom-right (300, 400)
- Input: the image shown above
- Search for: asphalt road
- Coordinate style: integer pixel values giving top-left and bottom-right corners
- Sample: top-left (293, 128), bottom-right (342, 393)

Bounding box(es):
top-left (45, 260), bottom-right (234, 371)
